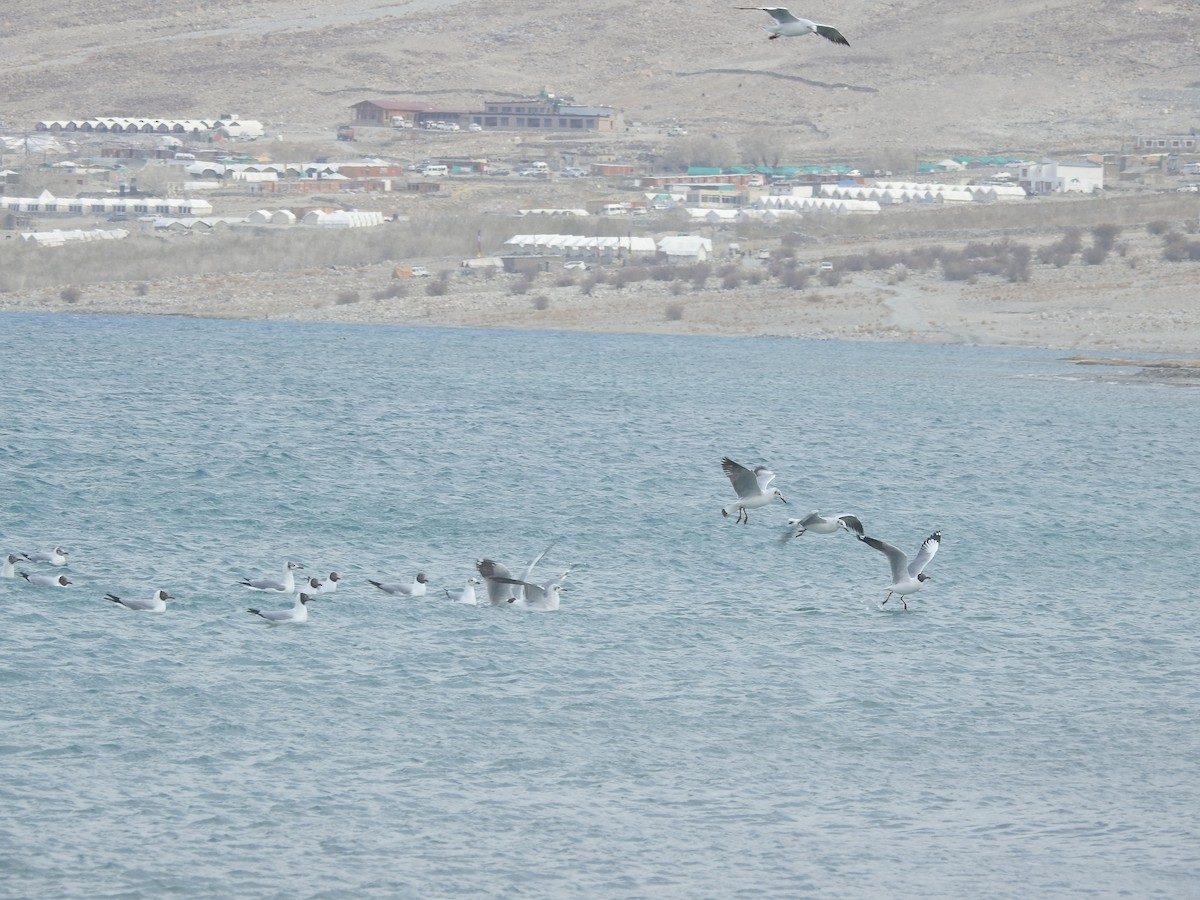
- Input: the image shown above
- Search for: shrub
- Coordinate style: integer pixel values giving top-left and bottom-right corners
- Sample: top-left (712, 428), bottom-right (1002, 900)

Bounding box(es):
top-left (1146, 220), bottom-right (1171, 236)
top-left (1091, 223), bottom-right (1120, 252)
top-left (425, 275), bottom-right (450, 296)
top-left (335, 290), bottom-right (360, 305)
top-left (555, 274), bottom-right (576, 287)
top-left (665, 302), bottom-right (684, 321)
top-left (134, 282), bottom-right (149, 296)
top-left (531, 294), bottom-right (550, 310)
top-left (509, 280), bottom-right (530, 295)
top-left (60, 287), bottom-right (81, 303)
top-left (780, 268), bottom-right (809, 290)
top-left (373, 283), bottom-right (407, 300)
top-left (1082, 245), bottom-right (1109, 266)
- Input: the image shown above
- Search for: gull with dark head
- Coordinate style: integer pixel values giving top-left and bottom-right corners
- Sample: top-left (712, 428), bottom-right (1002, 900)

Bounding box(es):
top-left (23, 546), bottom-right (69, 566)
top-left (859, 530), bottom-right (941, 609)
top-left (19, 571), bottom-right (72, 587)
top-left (368, 573), bottom-right (429, 598)
top-left (721, 457), bottom-right (787, 524)
top-left (247, 592), bottom-right (315, 624)
top-left (476, 543), bottom-right (570, 610)
top-left (2, 553), bottom-right (23, 578)
top-left (736, 7), bottom-right (850, 45)
top-left (782, 511), bottom-right (865, 542)
top-left (105, 590), bottom-right (173, 613)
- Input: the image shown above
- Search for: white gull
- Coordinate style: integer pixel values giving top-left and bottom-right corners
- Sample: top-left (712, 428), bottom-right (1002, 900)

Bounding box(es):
top-left (782, 511), bottom-right (865, 542)
top-left (19, 571), bottom-right (73, 587)
top-left (105, 590), bottom-right (173, 613)
top-left (247, 592), bottom-right (315, 624)
top-left (444, 577), bottom-right (480, 605)
top-left (736, 7), bottom-right (851, 45)
top-left (238, 561), bottom-right (303, 593)
top-left (2, 553), bottom-right (23, 578)
top-left (23, 546), bottom-right (69, 566)
top-left (859, 529), bottom-right (941, 609)
top-left (368, 573), bottom-right (429, 598)
top-left (721, 457), bottom-right (787, 524)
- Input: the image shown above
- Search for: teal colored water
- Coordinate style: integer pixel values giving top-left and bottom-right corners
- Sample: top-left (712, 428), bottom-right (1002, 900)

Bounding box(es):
top-left (1, 313), bottom-right (1197, 898)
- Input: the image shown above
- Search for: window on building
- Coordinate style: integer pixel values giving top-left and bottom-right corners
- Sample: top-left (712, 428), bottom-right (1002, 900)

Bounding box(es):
top-left (571, 119), bottom-right (583, 128)
top-left (516, 117), bottom-right (525, 127)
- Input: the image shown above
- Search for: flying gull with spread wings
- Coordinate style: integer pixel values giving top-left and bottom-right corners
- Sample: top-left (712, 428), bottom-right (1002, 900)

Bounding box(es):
top-left (736, 7), bottom-right (850, 45)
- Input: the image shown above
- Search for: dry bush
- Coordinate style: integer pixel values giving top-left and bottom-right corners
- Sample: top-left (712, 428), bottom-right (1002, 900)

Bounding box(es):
top-left (60, 286), bottom-right (81, 303)
top-left (1147, 220), bottom-right (1171, 236)
top-left (335, 290), bottom-right (360, 305)
top-left (555, 274), bottom-right (576, 287)
top-left (509, 280), bottom-right (530, 295)
top-left (134, 282), bottom-right (150, 296)
top-left (580, 274), bottom-right (601, 296)
top-left (531, 294), bottom-right (550, 310)
top-left (665, 302), bottom-right (684, 320)
top-left (820, 269), bottom-right (843, 287)
top-left (425, 275), bottom-right (450, 296)
top-left (670, 282), bottom-right (686, 296)
top-left (1162, 233), bottom-right (1200, 261)
top-left (780, 268), bottom-right (810, 290)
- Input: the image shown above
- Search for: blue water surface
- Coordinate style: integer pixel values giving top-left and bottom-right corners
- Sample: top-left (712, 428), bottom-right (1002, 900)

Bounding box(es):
top-left (1, 313), bottom-right (1197, 898)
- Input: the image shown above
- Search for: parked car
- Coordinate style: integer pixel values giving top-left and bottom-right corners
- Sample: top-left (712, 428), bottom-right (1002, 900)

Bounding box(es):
top-left (819, 260), bottom-right (833, 271)
top-left (468, 123), bottom-right (483, 132)
top-left (410, 266), bottom-right (431, 277)
top-left (563, 260), bottom-right (590, 270)
top-left (487, 168), bottom-right (511, 177)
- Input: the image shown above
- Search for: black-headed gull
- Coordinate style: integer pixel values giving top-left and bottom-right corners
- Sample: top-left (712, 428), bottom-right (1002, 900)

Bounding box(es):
top-left (368, 573), bottom-right (428, 598)
top-left (238, 561), bottom-right (303, 593)
top-left (314, 572), bottom-right (340, 594)
top-left (721, 457), bottom-right (787, 524)
top-left (859, 530), bottom-right (941, 609)
top-left (444, 577), bottom-right (480, 605)
top-left (736, 7), bottom-right (850, 45)
top-left (19, 571), bottom-right (72, 587)
top-left (247, 592), bottom-right (315, 624)
top-left (105, 590), bottom-right (173, 613)
top-left (23, 546), bottom-right (69, 566)
top-left (782, 511), bottom-right (865, 542)
top-left (2, 553), bottom-right (22, 578)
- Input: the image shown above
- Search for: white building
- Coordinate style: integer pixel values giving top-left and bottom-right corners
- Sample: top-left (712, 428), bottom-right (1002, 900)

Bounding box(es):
top-left (0, 189), bottom-right (213, 216)
top-left (657, 235), bottom-right (713, 262)
top-left (1019, 161), bottom-right (1104, 195)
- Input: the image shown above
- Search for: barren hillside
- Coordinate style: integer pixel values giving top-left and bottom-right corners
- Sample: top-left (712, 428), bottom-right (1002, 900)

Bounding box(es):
top-left (3, 0), bottom-right (1197, 153)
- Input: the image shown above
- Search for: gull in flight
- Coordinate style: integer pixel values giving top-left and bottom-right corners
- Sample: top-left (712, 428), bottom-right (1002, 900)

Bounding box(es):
top-left (19, 571), bottom-right (72, 587)
top-left (368, 573), bottom-right (429, 598)
top-left (237, 561), bottom-right (303, 593)
top-left (23, 546), bottom-right (69, 566)
top-left (2, 553), bottom-right (23, 578)
top-left (782, 511), bottom-right (865, 542)
top-left (444, 577), bottom-right (480, 605)
top-left (247, 592), bottom-right (315, 624)
top-left (476, 544), bottom-right (571, 610)
top-left (105, 590), bottom-right (173, 613)
top-left (736, 7), bottom-right (850, 45)
top-left (721, 457), bottom-right (787, 524)
top-left (859, 530), bottom-right (941, 609)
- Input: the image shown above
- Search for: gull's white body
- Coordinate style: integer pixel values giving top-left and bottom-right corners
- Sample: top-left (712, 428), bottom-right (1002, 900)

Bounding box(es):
top-left (20, 571), bottom-right (72, 587)
top-left (2, 553), bottom-right (22, 578)
top-left (444, 577), bottom-right (479, 605)
top-left (476, 544), bottom-right (570, 609)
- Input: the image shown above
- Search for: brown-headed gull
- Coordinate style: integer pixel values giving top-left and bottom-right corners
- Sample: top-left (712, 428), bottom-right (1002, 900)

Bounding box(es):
top-left (238, 560), bottom-right (303, 593)
top-left (721, 457), bottom-right (787, 524)
top-left (782, 512), bottom-right (865, 542)
top-left (368, 573), bottom-right (428, 598)
top-left (247, 592), bottom-right (315, 624)
top-left (859, 530), bottom-right (941, 609)
top-left (23, 546), bottom-right (69, 566)
top-left (476, 543), bottom-right (569, 609)
top-left (105, 590), bottom-right (173, 613)
top-left (2, 553), bottom-right (23, 578)
top-left (736, 7), bottom-right (850, 45)
top-left (19, 571), bottom-right (72, 587)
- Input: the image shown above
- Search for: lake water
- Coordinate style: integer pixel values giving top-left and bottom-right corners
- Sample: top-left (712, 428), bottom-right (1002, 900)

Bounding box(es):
top-left (1, 313), bottom-right (1197, 898)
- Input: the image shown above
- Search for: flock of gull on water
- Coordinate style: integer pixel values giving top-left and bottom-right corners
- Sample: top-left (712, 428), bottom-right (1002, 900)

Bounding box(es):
top-left (3, 457), bottom-right (940, 622)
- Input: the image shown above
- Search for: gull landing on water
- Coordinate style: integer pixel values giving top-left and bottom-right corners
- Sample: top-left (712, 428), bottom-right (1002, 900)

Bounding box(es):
top-left (736, 7), bottom-right (851, 45)
top-left (721, 457), bottom-right (787, 524)
top-left (859, 530), bottom-right (941, 609)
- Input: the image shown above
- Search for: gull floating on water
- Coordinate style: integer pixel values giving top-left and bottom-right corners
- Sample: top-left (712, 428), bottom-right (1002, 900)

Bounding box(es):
top-left (23, 546), bottom-right (69, 566)
top-left (105, 590), bottom-right (173, 613)
top-left (782, 511), bottom-right (865, 542)
top-left (444, 577), bottom-right (480, 605)
top-left (238, 561), bottom-right (303, 593)
top-left (2, 553), bottom-right (23, 578)
top-left (19, 571), bottom-right (72, 587)
top-left (313, 572), bottom-right (340, 594)
top-left (736, 7), bottom-right (850, 45)
top-left (859, 529), bottom-right (941, 609)
top-left (721, 457), bottom-right (787, 524)
top-left (247, 592), bottom-right (315, 624)
top-left (368, 573), bottom-right (429, 598)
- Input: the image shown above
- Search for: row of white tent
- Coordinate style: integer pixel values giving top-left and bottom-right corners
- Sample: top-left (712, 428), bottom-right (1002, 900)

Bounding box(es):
top-left (17, 228), bottom-right (129, 247)
top-left (35, 118), bottom-right (263, 136)
top-left (818, 181), bottom-right (1027, 203)
top-left (504, 234), bottom-right (658, 254)
top-left (758, 197), bottom-right (883, 214)
top-left (137, 210), bottom-right (385, 231)
top-left (0, 190), bottom-right (214, 216)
